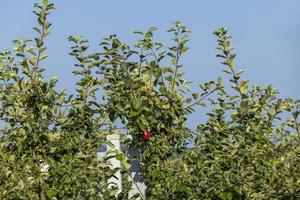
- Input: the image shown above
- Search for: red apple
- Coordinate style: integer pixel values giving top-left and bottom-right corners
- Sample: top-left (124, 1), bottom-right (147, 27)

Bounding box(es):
top-left (142, 130), bottom-right (151, 141)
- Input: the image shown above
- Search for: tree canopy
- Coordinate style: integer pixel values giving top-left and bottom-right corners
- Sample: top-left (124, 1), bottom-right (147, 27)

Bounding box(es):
top-left (0, 1), bottom-right (299, 199)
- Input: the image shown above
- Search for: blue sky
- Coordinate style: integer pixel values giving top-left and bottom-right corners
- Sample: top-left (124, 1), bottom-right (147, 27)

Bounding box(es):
top-left (0, 0), bottom-right (299, 127)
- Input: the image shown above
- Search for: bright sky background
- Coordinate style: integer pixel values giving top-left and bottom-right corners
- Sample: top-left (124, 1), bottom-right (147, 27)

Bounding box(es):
top-left (0, 0), bottom-right (299, 127)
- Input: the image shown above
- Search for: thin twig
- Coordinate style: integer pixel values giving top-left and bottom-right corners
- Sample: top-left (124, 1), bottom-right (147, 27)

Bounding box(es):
top-left (185, 88), bottom-right (218, 110)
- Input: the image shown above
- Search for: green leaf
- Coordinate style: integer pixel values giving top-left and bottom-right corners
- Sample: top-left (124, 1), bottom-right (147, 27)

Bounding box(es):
top-left (133, 99), bottom-right (142, 110)
top-left (39, 54), bottom-right (47, 61)
top-left (186, 98), bottom-right (192, 104)
top-left (196, 101), bottom-right (206, 107)
top-left (115, 152), bottom-right (124, 160)
top-left (222, 68), bottom-right (232, 74)
top-left (133, 30), bottom-right (143, 35)
top-left (159, 86), bottom-right (167, 94)
top-left (33, 27), bottom-right (41, 34)
top-left (229, 61), bottom-right (235, 69)
top-left (192, 93), bottom-right (199, 99)
top-left (239, 80), bottom-right (248, 95)
top-left (137, 119), bottom-right (147, 131)
top-left (112, 39), bottom-right (121, 48)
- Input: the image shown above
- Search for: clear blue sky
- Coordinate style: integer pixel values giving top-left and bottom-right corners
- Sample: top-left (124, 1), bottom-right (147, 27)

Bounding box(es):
top-left (0, 0), bottom-right (299, 127)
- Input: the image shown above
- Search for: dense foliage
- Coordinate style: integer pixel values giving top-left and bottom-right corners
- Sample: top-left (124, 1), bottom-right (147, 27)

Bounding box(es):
top-left (0, 1), bottom-right (299, 199)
